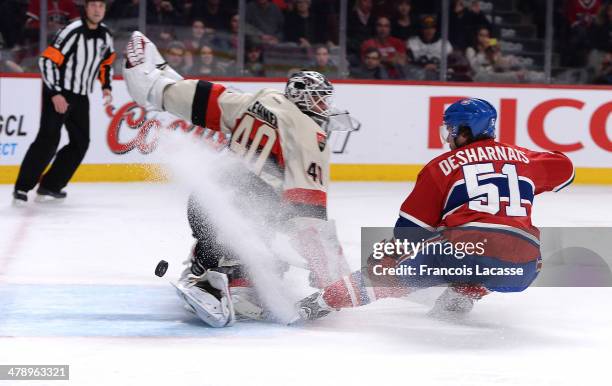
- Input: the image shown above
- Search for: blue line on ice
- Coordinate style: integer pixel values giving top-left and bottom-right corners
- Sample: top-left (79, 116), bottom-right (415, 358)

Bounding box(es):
top-left (0, 284), bottom-right (281, 337)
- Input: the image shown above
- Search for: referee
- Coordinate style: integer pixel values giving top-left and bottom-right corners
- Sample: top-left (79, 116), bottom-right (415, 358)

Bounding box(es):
top-left (13, 0), bottom-right (114, 204)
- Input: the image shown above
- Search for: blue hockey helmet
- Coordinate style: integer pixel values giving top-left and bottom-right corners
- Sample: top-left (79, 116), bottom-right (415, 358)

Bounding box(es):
top-left (443, 98), bottom-right (497, 140)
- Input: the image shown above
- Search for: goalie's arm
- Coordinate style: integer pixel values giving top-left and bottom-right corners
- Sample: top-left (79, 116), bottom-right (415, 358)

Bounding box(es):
top-left (163, 80), bottom-right (254, 133)
top-left (124, 32), bottom-right (251, 129)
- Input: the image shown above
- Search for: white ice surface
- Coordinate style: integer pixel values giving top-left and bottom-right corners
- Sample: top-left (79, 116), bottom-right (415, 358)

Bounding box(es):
top-left (1, 182), bottom-right (611, 385)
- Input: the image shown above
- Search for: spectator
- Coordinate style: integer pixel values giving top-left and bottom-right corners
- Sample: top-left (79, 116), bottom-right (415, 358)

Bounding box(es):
top-left (108, 0), bottom-right (141, 19)
top-left (347, 0), bottom-right (375, 62)
top-left (585, 2), bottom-right (612, 72)
top-left (466, 0), bottom-right (491, 32)
top-left (592, 48), bottom-right (612, 83)
top-left (563, 0), bottom-right (600, 67)
top-left (147, 0), bottom-right (183, 25)
top-left (465, 26), bottom-right (492, 71)
top-left (0, 50), bottom-right (24, 72)
top-left (230, 12), bottom-right (240, 39)
top-left (193, 45), bottom-right (226, 76)
top-left (410, 0), bottom-right (440, 15)
top-left (446, 50), bottom-right (472, 81)
top-left (311, 0), bottom-right (340, 45)
top-left (246, 0), bottom-right (284, 45)
top-left (183, 0), bottom-right (194, 19)
top-left (183, 19), bottom-right (216, 58)
top-left (26, 0), bottom-right (79, 36)
top-left (272, 0), bottom-right (290, 11)
top-left (351, 47), bottom-right (390, 79)
top-left (391, 0), bottom-right (418, 42)
top-left (566, 0), bottom-right (602, 28)
top-left (310, 45), bottom-right (339, 77)
top-left (361, 16), bottom-right (406, 78)
top-left (471, 39), bottom-right (543, 83)
top-left (448, 0), bottom-right (490, 51)
top-left (372, 0), bottom-right (394, 17)
top-left (0, 0), bottom-right (28, 48)
top-left (164, 41), bottom-right (191, 74)
top-left (156, 26), bottom-right (177, 51)
top-left (284, 0), bottom-right (318, 47)
top-left (408, 15), bottom-right (452, 79)
top-left (448, 0), bottom-right (471, 50)
top-left (244, 44), bottom-right (265, 77)
top-left (215, 14), bottom-right (240, 60)
top-left (518, 0), bottom-right (547, 38)
top-left (190, 0), bottom-right (234, 31)
top-left (592, 1), bottom-right (612, 50)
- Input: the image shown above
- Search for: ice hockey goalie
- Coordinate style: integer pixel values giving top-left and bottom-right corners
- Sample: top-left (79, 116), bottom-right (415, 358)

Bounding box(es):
top-left (123, 31), bottom-right (357, 327)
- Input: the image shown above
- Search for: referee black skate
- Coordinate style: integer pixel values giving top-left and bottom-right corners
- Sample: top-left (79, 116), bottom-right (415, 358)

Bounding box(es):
top-left (13, 0), bottom-right (114, 204)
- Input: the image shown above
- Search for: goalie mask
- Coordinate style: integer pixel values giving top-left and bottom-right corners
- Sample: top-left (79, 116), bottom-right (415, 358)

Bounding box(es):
top-left (285, 71), bottom-right (334, 125)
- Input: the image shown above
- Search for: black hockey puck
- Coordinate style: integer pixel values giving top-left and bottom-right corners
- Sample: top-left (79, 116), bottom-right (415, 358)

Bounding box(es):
top-left (155, 260), bottom-right (169, 277)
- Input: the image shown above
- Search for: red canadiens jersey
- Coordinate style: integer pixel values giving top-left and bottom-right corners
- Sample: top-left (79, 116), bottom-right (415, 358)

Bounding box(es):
top-left (565, 0), bottom-right (602, 25)
top-left (398, 139), bottom-right (574, 263)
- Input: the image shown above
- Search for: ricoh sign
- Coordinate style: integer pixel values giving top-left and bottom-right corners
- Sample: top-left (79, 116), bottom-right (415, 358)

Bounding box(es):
top-left (331, 82), bottom-right (612, 167)
top-left (427, 96), bottom-right (612, 152)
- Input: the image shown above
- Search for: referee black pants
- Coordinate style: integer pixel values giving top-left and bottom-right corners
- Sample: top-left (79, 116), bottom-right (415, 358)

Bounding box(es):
top-left (15, 88), bottom-right (90, 193)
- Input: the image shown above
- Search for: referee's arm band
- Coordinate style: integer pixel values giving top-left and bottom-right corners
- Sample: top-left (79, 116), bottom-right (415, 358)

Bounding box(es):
top-left (98, 52), bottom-right (116, 89)
top-left (41, 46), bottom-right (65, 66)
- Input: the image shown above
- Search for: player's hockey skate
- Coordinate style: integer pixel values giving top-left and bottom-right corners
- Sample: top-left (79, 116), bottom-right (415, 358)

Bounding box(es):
top-left (291, 291), bottom-right (336, 323)
top-left (428, 284), bottom-right (490, 319)
top-left (12, 190), bottom-right (28, 206)
top-left (34, 187), bottom-right (67, 203)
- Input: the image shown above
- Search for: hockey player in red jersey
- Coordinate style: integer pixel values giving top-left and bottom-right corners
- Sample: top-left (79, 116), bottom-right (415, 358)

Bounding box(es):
top-left (295, 98), bottom-right (575, 321)
top-left (123, 32), bottom-right (356, 327)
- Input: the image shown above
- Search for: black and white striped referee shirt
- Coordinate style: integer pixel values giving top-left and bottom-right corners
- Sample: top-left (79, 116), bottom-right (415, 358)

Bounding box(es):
top-left (39, 18), bottom-right (115, 96)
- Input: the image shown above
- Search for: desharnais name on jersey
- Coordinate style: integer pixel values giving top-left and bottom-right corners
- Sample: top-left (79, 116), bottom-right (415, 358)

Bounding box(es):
top-left (397, 138), bottom-right (574, 264)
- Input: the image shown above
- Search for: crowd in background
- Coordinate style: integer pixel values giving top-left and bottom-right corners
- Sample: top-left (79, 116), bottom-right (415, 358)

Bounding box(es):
top-left (0, 0), bottom-right (610, 84)
top-left (556, 0), bottom-right (612, 83)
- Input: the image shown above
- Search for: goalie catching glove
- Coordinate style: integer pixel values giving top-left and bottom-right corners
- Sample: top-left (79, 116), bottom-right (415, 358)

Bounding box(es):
top-left (123, 31), bottom-right (183, 110)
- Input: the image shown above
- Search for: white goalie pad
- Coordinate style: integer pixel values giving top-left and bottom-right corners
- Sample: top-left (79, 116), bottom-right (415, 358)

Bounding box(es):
top-left (178, 243), bottom-right (269, 323)
top-left (230, 286), bottom-right (269, 321)
top-left (123, 31), bottom-right (184, 110)
top-left (175, 270), bottom-right (235, 328)
top-left (286, 218), bottom-right (352, 288)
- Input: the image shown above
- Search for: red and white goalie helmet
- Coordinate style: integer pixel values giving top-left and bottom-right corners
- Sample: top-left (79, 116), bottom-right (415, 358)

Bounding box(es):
top-left (285, 71), bottom-right (334, 124)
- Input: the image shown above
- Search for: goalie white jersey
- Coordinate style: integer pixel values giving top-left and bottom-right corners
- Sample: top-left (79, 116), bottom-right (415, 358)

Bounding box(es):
top-left (167, 80), bottom-right (329, 215)
top-left (123, 32), bottom-right (331, 215)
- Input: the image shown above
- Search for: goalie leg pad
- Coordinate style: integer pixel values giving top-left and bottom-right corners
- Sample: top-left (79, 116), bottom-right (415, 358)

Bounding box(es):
top-left (175, 270), bottom-right (236, 328)
top-left (287, 218), bottom-right (351, 288)
top-left (230, 285), bottom-right (269, 321)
